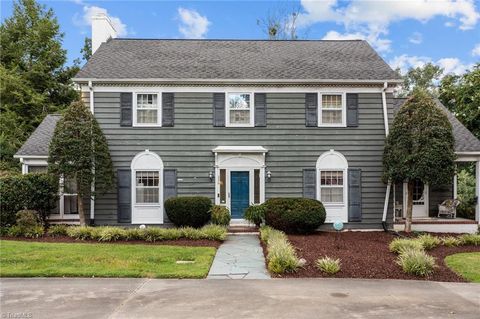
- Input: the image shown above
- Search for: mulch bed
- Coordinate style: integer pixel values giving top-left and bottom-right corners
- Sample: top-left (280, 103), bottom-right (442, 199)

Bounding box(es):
top-left (276, 231), bottom-right (480, 282)
top-left (0, 235), bottom-right (221, 248)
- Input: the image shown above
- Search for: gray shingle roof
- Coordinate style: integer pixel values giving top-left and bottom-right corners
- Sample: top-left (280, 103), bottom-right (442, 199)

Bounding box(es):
top-left (15, 114), bottom-right (61, 157)
top-left (393, 98), bottom-right (480, 153)
top-left (74, 39), bottom-right (401, 81)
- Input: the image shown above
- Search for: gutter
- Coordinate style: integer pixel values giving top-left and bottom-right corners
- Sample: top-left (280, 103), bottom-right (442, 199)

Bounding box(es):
top-left (89, 81), bottom-right (95, 223)
top-left (381, 81), bottom-right (391, 231)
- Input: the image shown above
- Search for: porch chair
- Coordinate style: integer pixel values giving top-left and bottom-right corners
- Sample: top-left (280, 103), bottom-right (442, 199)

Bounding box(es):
top-left (437, 199), bottom-right (461, 219)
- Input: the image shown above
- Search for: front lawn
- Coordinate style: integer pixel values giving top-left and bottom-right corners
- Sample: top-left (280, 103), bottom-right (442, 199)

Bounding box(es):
top-left (445, 252), bottom-right (480, 283)
top-left (0, 240), bottom-right (216, 278)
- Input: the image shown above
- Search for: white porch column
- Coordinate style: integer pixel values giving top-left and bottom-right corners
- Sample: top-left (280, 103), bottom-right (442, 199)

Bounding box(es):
top-left (476, 160), bottom-right (480, 223)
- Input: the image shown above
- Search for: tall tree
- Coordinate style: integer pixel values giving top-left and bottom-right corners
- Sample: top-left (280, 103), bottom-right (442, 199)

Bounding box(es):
top-left (48, 101), bottom-right (114, 225)
top-left (383, 90), bottom-right (456, 232)
top-left (257, 5), bottom-right (303, 40)
top-left (0, 0), bottom-right (78, 169)
top-left (397, 63), bottom-right (443, 97)
top-left (439, 64), bottom-right (480, 139)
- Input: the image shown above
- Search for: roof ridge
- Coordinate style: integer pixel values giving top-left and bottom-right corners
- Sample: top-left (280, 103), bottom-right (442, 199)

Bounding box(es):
top-left (112, 38), bottom-right (365, 42)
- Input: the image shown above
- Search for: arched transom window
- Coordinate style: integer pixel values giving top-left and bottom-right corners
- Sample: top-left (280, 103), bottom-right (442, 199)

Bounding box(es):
top-left (316, 150), bottom-right (348, 208)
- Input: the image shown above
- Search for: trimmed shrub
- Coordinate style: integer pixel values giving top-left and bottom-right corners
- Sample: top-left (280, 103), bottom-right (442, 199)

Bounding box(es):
top-left (201, 224), bottom-right (227, 241)
top-left (7, 225), bottom-right (44, 238)
top-left (165, 196), bottom-right (212, 228)
top-left (441, 236), bottom-right (461, 247)
top-left (316, 257), bottom-right (341, 275)
top-left (244, 204), bottom-right (265, 227)
top-left (459, 233), bottom-right (480, 246)
top-left (389, 238), bottom-right (424, 254)
top-left (396, 249), bottom-right (436, 276)
top-left (0, 173), bottom-right (59, 226)
top-left (417, 234), bottom-right (441, 250)
top-left (210, 205), bottom-right (231, 226)
top-left (47, 225), bottom-right (69, 237)
top-left (260, 226), bottom-right (299, 274)
top-left (264, 198), bottom-right (326, 234)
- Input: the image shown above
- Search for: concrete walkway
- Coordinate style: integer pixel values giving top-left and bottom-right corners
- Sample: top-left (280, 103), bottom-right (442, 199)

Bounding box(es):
top-left (207, 234), bottom-right (270, 279)
top-left (1, 278), bottom-right (479, 318)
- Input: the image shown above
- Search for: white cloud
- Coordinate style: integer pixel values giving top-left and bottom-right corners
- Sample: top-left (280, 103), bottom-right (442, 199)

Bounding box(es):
top-left (408, 32), bottom-right (423, 44)
top-left (472, 43), bottom-right (480, 56)
top-left (73, 5), bottom-right (128, 37)
top-left (389, 54), bottom-right (472, 75)
top-left (177, 8), bottom-right (210, 39)
top-left (322, 30), bottom-right (391, 52)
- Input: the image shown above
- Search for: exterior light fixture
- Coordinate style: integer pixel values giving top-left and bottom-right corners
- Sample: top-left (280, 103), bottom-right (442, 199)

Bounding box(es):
top-left (266, 170), bottom-right (272, 181)
top-left (209, 171), bottom-right (215, 182)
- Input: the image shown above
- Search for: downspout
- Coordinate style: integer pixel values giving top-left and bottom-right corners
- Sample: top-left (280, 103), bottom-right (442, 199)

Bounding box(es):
top-left (381, 82), bottom-right (391, 231)
top-left (89, 81), bottom-right (95, 224)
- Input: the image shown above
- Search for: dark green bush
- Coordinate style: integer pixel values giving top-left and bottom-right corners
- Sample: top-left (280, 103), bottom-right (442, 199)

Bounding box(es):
top-left (264, 198), bottom-right (326, 234)
top-left (16, 210), bottom-right (42, 228)
top-left (244, 204), bottom-right (266, 227)
top-left (210, 205), bottom-right (231, 226)
top-left (0, 173), bottom-right (59, 226)
top-left (165, 196), bottom-right (212, 228)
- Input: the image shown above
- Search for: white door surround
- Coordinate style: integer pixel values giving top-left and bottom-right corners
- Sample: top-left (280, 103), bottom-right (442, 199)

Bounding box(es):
top-left (131, 150), bottom-right (164, 224)
top-left (213, 146), bottom-right (267, 222)
top-left (403, 181), bottom-right (429, 218)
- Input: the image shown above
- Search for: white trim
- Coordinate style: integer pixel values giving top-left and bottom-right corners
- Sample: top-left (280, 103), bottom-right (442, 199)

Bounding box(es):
top-left (402, 181), bottom-right (429, 218)
top-left (381, 82), bottom-right (389, 136)
top-left (453, 171), bottom-right (458, 199)
top-left (73, 78), bottom-right (403, 84)
top-left (212, 146), bottom-right (268, 153)
top-left (133, 92), bottom-right (162, 127)
top-left (476, 160), bottom-right (480, 223)
top-left (131, 150), bottom-right (164, 224)
top-left (13, 155), bottom-right (48, 159)
top-left (225, 92), bottom-right (254, 128)
top-left (80, 85), bottom-right (395, 94)
top-left (316, 150), bottom-right (348, 223)
top-left (89, 81), bottom-right (95, 220)
top-left (88, 81), bottom-right (94, 113)
top-left (318, 92), bottom-right (347, 128)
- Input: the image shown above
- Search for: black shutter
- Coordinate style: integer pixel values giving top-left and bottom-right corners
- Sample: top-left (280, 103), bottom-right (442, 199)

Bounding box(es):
top-left (120, 93), bottom-right (132, 127)
top-left (346, 93), bottom-right (359, 127)
top-left (303, 169), bottom-right (316, 199)
top-left (117, 169), bottom-right (131, 223)
top-left (254, 93), bottom-right (267, 127)
top-left (348, 168), bottom-right (362, 222)
top-left (213, 93), bottom-right (225, 127)
top-left (162, 93), bottom-right (175, 127)
top-left (163, 169), bottom-right (177, 223)
top-left (305, 93), bottom-right (318, 127)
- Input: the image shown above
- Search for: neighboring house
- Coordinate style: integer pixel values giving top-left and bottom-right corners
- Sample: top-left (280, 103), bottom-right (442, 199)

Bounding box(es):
top-left (14, 14), bottom-right (480, 232)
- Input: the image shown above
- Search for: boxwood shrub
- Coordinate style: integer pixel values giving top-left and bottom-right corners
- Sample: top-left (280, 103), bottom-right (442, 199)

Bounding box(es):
top-left (264, 198), bottom-right (326, 234)
top-left (165, 196), bottom-right (212, 228)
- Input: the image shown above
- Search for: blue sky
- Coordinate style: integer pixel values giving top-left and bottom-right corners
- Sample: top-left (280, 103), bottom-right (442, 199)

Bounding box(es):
top-left (1, 0), bottom-right (479, 75)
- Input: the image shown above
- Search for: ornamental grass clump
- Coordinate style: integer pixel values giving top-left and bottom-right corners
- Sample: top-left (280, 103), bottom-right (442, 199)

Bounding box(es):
top-left (396, 249), bottom-right (436, 276)
top-left (260, 226), bottom-right (299, 274)
top-left (441, 236), bottom-right (461, 247)
top-left (200, 224), bottom-right (227, 241)
top-left (66, 226), bottom-right (99, 240)
top-left (47, 225), bottom-right (69, 237)
top-left (459, 233), bottom-right (480, 246)
top-left (389, 238), bottom-right (424, 254)
top-left (416, 234), bottom-right (441, 250)
top-left (209, 205), bottom-right (231, 226)
top-left (97, 227), bottom-right (128, 242)
top-left (316, 256), bottom-right (341, 275)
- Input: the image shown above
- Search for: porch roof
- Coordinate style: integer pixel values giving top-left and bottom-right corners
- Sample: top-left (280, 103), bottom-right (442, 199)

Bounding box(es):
top-left (14, 114), bottom-right (61, 158)
top-left (393, 98), bottom-right (480, 153)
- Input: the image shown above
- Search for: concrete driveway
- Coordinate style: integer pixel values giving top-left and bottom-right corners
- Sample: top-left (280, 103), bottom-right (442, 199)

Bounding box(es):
top-left (1, 278), bottom-right (479, 319)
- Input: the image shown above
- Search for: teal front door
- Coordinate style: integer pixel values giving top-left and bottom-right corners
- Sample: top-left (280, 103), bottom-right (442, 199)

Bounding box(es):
top-left (231, 171), bottom-right (249, 219)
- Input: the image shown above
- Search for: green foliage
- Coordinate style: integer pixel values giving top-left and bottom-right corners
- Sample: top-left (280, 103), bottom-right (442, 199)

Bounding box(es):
top-left (456, 168), bottom-right (476, 219)
top-left (389, 238), bottom-right (424, 254)
top-left (15, 210), bottom-right (42, 228)
top-left (0, 0), bottom-right (79, 168)
top-left (164, 196), bottom-right (212, 228)
top-left (316, 256), bottom-right (341, 275)
top-left (439, 64), bottom-right (480, 139)
top-left (441, 236), bottom-right (461, 247)
top-left (260, 226), bottom-right (299, 274)
top-left (0, 173), bottom-right (59, 226)
top-left (66, 226), bottom-right (96, 240)
top-left (48, 100), bottom-right (114, 225)
top-left (47, 224), bottom-right (68, 237)
top-left (264, 198), bottom-right (326, 234)
top-left (383, 90), bottom-right (456, 187)
top-left (396, 249), bottom-right (436, 276)
top-left (417, 234), bottom-right (441, 250)
top-left (209, 205), bottom-right (231, 226)
top-left (398, 63), bottom-right (443, 97)
top-left (142, 227), bottom-right (182, 242)
top-left (7, 225), bottom-right (44, 238)
top-left (97, 227), bottom-right (128, 242)
top-left (459, 234), bottom-right (480, 246)
top-left (244, 204), bottom-right (266, 227)
top-left (200, 224), bottom-right (228, 241)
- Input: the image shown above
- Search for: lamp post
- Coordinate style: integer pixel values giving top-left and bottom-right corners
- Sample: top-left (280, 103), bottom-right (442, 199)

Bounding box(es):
top-left (333, 220), bottom-right (344, 249)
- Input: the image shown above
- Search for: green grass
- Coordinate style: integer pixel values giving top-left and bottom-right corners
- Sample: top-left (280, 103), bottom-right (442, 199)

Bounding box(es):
top-left (0, 240), bottom-right (216, 279)
top-left (445, 252), bottom-right (480, 283)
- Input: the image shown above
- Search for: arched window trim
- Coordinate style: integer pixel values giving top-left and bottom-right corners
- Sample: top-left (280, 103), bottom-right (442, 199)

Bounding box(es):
top-left (316, 150), bottom-right (348, 208)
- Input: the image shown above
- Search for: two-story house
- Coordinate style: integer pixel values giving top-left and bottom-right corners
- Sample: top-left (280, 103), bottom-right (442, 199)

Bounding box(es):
top-left (15, 14), bottom-right (480, 232)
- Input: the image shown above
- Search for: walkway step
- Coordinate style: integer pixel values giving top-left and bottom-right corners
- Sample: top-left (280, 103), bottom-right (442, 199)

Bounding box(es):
top-left (207, 234), bottom-right (270, 280)
top-left (228, 226), bottom-right (259, 234)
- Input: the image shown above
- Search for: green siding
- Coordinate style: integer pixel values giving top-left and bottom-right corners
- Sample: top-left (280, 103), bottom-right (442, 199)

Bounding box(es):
top-left (90, 91), bottom-right (395, 226)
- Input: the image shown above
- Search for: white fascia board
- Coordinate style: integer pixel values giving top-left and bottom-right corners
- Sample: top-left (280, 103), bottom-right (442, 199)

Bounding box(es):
top-left (73, 78), bottom-right (403, 84)
top-left (13, 155), bottom-right (48, 159)
top-left (212, 146), bottom-right (268, 153)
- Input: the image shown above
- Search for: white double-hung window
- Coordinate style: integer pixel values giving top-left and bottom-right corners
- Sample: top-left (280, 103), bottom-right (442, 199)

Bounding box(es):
top-left (319, 93), bottom-right (346, 127)
top-left (319, 170), bottom-right (344, 204)
top-left (226, 93), bottom-right (254, 127)
top-left (134, 93), bottom-right (161, 126)
top-left (135, 171), bottom-right (160, 204)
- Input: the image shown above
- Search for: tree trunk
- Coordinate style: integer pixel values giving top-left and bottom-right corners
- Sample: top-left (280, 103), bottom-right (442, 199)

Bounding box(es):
top-left (405, 181), bottom-right (414, 233)
top-left (78, 194), bottom-right (86, 226)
